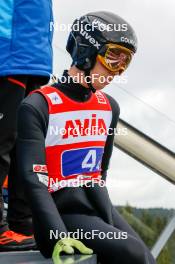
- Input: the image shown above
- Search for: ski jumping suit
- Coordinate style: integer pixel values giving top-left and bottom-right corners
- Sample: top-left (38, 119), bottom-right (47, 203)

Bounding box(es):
top-left (17, 71), bottom-right (156, 264)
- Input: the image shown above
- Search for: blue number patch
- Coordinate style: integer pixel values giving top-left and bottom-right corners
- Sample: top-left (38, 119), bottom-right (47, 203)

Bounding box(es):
top-left (61, 147), bottom-right (104, 177)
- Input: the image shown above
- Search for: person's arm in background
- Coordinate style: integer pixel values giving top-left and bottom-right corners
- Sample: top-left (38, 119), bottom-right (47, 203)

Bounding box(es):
top-left (101, 94), bottom-right (139, 230)
top-left (102, 95), bottom-right (143, 233)
top-left (101, 93), bottom-right (120, 180)
top-left (100, 95), bottom-right (143, 231)
top-left (16, 93), bottom-right (68, 258)
top-left (85, 94), bottom-right (120, 225)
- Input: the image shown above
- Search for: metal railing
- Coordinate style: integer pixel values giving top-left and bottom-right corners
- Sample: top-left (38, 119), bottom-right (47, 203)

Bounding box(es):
top-left (115, 119), bottom-right (175, 184)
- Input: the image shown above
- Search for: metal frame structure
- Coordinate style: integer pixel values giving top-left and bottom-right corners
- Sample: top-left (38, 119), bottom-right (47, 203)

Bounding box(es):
top-left (115, 119), bottom-right (175, 184)
top-left (151, 213), bottom-right (175, 259)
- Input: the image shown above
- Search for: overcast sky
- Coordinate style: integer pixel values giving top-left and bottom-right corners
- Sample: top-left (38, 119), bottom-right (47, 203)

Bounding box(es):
top-left (52, 0), bottom-right (175, 209)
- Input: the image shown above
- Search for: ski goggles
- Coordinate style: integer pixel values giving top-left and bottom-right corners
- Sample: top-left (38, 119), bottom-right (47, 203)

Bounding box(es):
top-left (97, 44), bottom-right (133, 74)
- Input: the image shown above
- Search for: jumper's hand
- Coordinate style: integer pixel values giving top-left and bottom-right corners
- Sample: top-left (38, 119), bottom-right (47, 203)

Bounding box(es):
top-left (52, 238), bottom-right (93, 264)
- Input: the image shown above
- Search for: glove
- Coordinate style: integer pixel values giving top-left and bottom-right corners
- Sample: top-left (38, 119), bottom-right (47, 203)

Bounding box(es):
top-left (52, 238), bottom-right (93, 264)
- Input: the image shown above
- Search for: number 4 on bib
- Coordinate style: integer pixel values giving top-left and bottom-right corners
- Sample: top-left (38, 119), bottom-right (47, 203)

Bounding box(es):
top-left (62, 147), bottom-right (104, 176)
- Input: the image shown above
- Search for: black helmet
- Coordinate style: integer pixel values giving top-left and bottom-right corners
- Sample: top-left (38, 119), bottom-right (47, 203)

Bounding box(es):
top-left (66, 11), bottom-right (137, 71)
